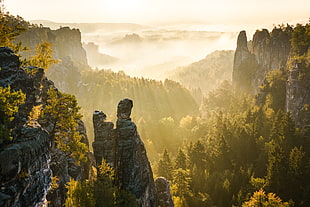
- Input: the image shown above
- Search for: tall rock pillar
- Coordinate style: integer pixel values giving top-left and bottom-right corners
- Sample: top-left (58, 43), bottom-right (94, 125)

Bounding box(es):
top-left (92, 99), bottom-right (157, 207)
top-left (232, 31), bottom-right (258, 93)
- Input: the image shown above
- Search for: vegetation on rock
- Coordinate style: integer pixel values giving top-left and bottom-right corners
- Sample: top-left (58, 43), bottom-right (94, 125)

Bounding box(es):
top-left (0, 86), bottom-right (25, 144)
top-left (40, 87), bottom-right (88, 163)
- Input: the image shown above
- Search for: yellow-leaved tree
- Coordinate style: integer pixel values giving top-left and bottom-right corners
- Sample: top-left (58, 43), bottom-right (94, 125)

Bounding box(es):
top-left (242, 189), bottom-right (291, 207)
top-left (26, 41), bottom-right (58, 71)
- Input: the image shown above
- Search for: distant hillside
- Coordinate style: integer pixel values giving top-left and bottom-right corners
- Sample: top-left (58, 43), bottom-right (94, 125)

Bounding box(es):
top-left (168, 50), bottom-right (234, 93)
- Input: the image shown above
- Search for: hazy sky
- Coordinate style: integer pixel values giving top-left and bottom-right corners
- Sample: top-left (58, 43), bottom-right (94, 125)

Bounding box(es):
top-left (5, 0), bottom-right (310, 25)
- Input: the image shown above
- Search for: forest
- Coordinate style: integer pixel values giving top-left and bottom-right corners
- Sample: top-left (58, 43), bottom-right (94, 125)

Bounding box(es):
top-left (1, 3), bottom-right (310, 207)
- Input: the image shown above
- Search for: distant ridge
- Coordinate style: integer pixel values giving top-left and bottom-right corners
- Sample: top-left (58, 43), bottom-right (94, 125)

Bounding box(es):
top-left (30, 20), bottom-right (151, 33)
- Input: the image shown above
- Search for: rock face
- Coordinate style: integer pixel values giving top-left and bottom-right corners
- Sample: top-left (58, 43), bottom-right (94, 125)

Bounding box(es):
top-left (286, 61), bottom-right (310, 128)
top-left (15, 27), bottom-right (89, 93)
top-left (92, 111), bottom-right (115, 167)
top-left (232, 31), bottom-right (257, 93)
top-left (92, 99), bottom-right (157, 207)
top-left (0, 47), bottom-right (53, 207)
top-left (0, 127), bottom-right (51, 207)
top-left (233, 26), bottom-right (310, 128)
top-left (155, 177), bottom-right (174, 207)
top-left (233, 28), bottom-right (291, 93)
top-left (0, 47), bottom-right (91, 207)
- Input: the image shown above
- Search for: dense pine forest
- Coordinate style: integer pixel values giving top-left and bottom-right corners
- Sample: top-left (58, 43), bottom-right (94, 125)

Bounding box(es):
top-left (1, 2), bottom-right (310, 206)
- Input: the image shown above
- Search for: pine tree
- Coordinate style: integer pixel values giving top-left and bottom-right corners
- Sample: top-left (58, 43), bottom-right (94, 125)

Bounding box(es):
top-left (174, 148), bottom-right (187, 170)
top-left (157, 148), bottom-right (173, 180)
top-left (41, 87), bottom-right (88, 163)
top-left (188, 140), bottom-right (206, 170)
top-left (171, 168), bottom-right (192, 207)
top-left (0, 3), bottom-right (28, 52)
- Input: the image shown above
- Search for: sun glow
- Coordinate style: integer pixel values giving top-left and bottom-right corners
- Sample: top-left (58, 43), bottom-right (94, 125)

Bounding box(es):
top-left (101, 0), bottom-right (149, 21)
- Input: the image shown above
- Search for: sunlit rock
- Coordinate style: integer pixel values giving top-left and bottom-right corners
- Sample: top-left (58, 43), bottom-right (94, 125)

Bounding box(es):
top-left (92, 99), bottom-right (157, 207)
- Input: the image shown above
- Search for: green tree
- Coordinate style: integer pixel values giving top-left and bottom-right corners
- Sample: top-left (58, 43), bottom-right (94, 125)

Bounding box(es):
top-left (41, 87), bottom-right (88, 163)
top-left (0, 86), bottom-right (25, 144)
top-left (157, 148), bottom-right (173, 180)
top-left (94, 159), bottom-right (116, 207)
top-left (291, 23), bottom-right (310, 56)
top-left (65, 159), bottom-right (137, 207)
top-left (175, 148), bottom-right (187, 170)
top-left (188, 140), bottom-right (206, 170)
top-left (171, 168), bottom-right (192, 207)
top-left (0, 2), bottom-right (28, 52)
top-left (259, 70), bottom-right (287, 112)
top-left (65, 178), bottom-right (95, 207)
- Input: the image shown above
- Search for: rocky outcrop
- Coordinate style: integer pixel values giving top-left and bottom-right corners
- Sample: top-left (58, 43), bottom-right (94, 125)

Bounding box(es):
top-left (16, 27), bottom-right (87, 67)
top-left (92, 111), bottom-right (115, 167)
top-left (232, 31), bottom-right (257, 93)
top-left (15, 27), bottom-right (89, 93)
top-left (233, 25), bottom-right (310, 128)
top-left (0, 47), bottom-right (91, 207)
top-left (0, 126), bottom-right (51, 207)
top-left (0, 47), bottom-right (53, 206)
top-left (286, 61), bottom-right (310, 128)
top-left (233, 28), bottom-right (291, 93)
top-left (92, 99), bottom-right (157, 207)
top-left (155, 177), bottom-right (174, 207)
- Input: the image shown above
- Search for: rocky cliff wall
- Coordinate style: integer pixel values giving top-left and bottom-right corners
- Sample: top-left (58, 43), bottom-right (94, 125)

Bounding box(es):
top-left (0, 126), bottom-right (51, 207)
top-left (233, 28), bottom-right (291, 93)
top-left (93, 99), bottom-right (158, 207)
top-left (15, 27), bottom-right (89, 93)
top-left (286, 61), bottom-right (310, 128)
top-left (233, 25), bottom-right (310, 128)
top-left (0, 47), bottom-right (91, 207)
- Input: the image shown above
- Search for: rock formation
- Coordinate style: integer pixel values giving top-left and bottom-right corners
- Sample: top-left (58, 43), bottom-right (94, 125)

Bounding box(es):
top-left (233, 28), bottom-right (291, 93)
top-left (233, 26), bottom-right (310, 128)
top-left (232, 31), bottom-right (257, 93)
top-left (0, 47), bottom-right (91, 207)
top-left (286, 61), bottom-right (310, 128)
top-left (0, 126), bottom-right (51, 207)
top-left (155, 177), bottom-right (174, 207)
top-left (93, 99), bottom-right (157, 207)
top-left (92, 111), bottom-right (115, 167)
top-left (15, 27), bottom-right (89, 93)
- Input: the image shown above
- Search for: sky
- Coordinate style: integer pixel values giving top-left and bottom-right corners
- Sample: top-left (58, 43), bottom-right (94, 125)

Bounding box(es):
top-left (4, 0), bottom-right (310, 26)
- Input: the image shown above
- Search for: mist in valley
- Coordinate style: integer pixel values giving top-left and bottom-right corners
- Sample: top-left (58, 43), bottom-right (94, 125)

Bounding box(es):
top-left (3, 0), bottom-right (310, 206)
top-left (33, 20), bottom-right (238, 80)
top-left (82, 27), bottom-right (238, 80)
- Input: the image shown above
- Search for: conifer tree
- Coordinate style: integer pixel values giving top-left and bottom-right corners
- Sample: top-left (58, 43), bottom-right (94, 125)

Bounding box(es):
top-left (157, 148), bottom-right (173, 180)
top-left (174, 148), bottom-right (187, 170)
top-left (0, 86), bottom-right (25, 144)
top-left (0, 1), bottom-right (28, 52)
top-left (41, 87), bottom-right (88, 163)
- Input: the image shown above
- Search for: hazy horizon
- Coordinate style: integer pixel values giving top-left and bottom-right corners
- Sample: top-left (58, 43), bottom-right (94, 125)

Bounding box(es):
top-left (5, 0), bottom-right (309, 26)
top-left (4, 0), bottom-right (310, 79)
